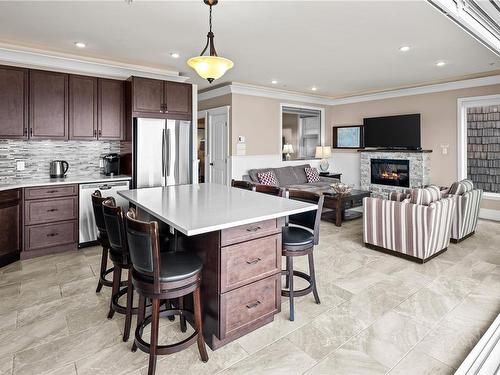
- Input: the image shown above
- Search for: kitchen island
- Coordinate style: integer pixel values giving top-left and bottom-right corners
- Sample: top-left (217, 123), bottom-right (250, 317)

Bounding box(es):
top-left (119, 183), bottom-right (317, 349)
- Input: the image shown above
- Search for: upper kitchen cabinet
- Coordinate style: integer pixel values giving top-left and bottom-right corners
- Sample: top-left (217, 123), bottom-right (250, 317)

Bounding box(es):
top-left (131, 77), bottom-right (192, 118)
top-left (98, 78), bottom-right (124, 140)
top-left (29, 70), bottom-right (69, 140)
top-left (69, 75), bottom-right (98, 140)
top-left (0, 66), bottom-right (28, 139)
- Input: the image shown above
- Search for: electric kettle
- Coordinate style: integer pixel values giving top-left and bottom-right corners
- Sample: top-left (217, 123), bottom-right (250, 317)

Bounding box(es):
top-left (49, 160), bottom-right (69, 178)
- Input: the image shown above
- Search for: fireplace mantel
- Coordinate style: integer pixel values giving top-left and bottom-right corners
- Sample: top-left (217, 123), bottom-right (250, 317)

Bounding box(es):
top-left (360, 150), bottom-right (431, 198)
top-left (357, 149), bottom-right (433, 153)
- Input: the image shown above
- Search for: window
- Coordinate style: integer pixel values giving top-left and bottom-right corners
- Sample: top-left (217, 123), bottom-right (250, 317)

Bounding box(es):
top-left (458, 95), bottom-right (500, 195)
top-left (281, 105), bottom-right (323, 161)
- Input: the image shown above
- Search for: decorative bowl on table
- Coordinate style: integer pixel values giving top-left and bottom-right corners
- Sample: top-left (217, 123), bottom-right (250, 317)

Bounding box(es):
top-left (330, 183), bottom-right (352, 195)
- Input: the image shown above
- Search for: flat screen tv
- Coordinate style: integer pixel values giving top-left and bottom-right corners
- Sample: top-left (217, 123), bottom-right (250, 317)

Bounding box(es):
top-left (363, 114), bottom-right (421, 149)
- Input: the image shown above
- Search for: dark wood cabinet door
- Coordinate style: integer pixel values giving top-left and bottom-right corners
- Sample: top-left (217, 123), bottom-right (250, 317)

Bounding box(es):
top-left (98, 78), bottom-right (124, 140)
top-left (69, 75), bottom-right (97, 140)
top-left (132, 77), bottom-right (164, 114)
top-left (165, 81), bottom-right (192, 115)
top-left (0, 189), bottom-right (22, 267)
top-left (0, 66), bottom-right (28, 139)
top-left (29, 70), bottom-right (68, 139)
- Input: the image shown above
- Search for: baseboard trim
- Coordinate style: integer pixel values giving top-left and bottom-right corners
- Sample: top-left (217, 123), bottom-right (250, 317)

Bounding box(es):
top-left (479, 208), bottom-right (500, 221)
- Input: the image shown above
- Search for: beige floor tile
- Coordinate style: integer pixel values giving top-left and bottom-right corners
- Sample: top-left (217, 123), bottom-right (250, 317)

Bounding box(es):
top-left (0, 311), bottom-right (17, 331)
top-left (0, 355), bottom-right (13, 375)
top-left (0, 285), bottom-right (61, 316)
top-left (19, 265), bottom-right (94, 292)
top-left (221, 338), bottom-right (316, 375)
top-left (45, 364), bottom-right (77, 375)
top-left (13, 320), bottom-right (121, 375)
top-left (65, 302), bottom-right (112, 334)
top-left (388, 350), bottom-right (454, 375)
top-left (332, 266), bottom-right (389, 295)
top-left (0, 316), bottom-right (68, 357)
top-left (0, 283), bottom-right (20, 299)
top-left (472, 272), bottom-right (500, 299)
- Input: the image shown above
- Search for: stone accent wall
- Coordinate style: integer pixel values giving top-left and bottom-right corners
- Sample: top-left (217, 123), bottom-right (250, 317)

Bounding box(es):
top-left (467, 105), bottom-right (500, 193)
top-left (0, 139), bottom-right (121, 182)
top-left (360, 151), bottom-right (431, 198)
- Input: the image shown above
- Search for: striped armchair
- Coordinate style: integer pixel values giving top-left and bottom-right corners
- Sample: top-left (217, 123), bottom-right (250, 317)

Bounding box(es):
top-left (444, 179), bottom-right (482, 243)
top-left (363, 186), bottom-right (456, 263)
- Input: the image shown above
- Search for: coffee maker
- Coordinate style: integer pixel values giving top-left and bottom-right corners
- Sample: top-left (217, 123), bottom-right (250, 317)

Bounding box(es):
top-left (101, 153), bottom-right (120, 176)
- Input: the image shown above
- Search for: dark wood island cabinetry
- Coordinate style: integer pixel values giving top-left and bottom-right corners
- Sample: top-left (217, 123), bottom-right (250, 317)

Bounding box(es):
top-left (0, 189), bottom-right (23, 267)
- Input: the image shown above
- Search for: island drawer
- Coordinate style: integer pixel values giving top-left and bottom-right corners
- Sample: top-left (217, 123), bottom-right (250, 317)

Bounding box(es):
top-left (220, 234), bottom-right (281, 293)
top-left (220, 273), bottom-right (280, 338)
top-left (0, 189), bottom-right (21, 203)
top-left (24, 196), bottom-right (78, 225)
top-left (24, 184), bottom-right (78, 200)
top-left (221, 218), bottom-right (281, 246)
top-left (24, 220), bottom-right (78, 252)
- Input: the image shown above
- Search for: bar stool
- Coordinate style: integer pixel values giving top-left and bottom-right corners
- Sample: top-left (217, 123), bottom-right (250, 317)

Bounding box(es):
top-left (102, 198), bottom-right (137, 341)
top-left (281, 190), bottom-right (324, 321)
top-left (254, 183), bottom-right (285, 197)
top-left (91, 191), bottom-right (115, 293)
top-left (125, 209), bottom-right (208, 375)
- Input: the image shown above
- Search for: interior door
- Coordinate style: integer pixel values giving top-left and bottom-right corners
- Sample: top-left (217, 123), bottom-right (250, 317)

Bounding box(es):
top-left (207, 108), bottom-right (229, 185)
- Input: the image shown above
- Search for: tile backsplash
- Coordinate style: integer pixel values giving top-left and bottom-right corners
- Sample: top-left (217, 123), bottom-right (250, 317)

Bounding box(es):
top-left (0, 139), bottom-right (121, 182)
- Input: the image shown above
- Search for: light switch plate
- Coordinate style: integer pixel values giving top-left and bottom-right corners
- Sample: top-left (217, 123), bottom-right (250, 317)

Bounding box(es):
top-left (16, 160), bottom-right (25, 171)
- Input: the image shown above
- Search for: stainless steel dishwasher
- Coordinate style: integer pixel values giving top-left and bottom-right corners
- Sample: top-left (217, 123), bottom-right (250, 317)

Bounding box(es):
top-left (79, 180), bottom-right (130, 246)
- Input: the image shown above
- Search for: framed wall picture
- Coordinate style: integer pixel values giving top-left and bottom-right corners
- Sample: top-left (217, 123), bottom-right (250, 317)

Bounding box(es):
top-left (332, 125), bottom-right (364, 149)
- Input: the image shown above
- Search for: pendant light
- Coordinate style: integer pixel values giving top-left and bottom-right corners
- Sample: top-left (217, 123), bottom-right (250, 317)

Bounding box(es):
top-left (187, 0), bottom-right (234, 83)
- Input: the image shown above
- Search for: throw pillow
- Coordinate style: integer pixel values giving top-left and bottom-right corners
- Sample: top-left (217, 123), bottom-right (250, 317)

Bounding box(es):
top-left (257, 170), bottom-right (278, 186)
top-left (410, 185), bottom-right (441, 205)
top-left (305, 167), bottom-right (321, 183)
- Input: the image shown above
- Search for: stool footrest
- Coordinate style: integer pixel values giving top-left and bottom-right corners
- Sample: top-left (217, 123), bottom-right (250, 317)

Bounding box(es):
top-left (281, 270), bottom-right (313, 297)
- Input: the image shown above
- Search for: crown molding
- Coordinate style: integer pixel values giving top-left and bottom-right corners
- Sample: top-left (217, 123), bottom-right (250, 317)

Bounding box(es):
top-left (199, 75), bottom-right (500, 106)
top-left (0, 43), bottom-right (190, 82)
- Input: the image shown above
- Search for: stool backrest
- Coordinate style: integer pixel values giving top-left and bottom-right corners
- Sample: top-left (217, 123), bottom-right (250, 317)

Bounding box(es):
top-left (125, 209), bottom-right (161, 292)
top-left (231, 179), bottom-right (256, 191)
top-left (91, 190), bottom-right (108, 236)
top-left (288, 189), bottom-right (324, 245)
top-left (254, 184), bottom-right (284, 197)
top-left (102, 198), bottom-right (128, 262)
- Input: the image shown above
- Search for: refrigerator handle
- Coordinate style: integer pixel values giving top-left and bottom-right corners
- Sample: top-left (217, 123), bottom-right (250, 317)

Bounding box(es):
top-left (166, 128), bottom-right (171, 177)
top-left (161, 129), bottom-right (166, 178)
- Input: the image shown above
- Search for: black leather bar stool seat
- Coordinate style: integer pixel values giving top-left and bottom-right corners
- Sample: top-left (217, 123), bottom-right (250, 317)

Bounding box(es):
top-left (282, 190), bottom-right (324, 321)
top-left (92, 191), bottom-right (117, 293)
top-left (102, 198), bottom-right (138, 342)
top-left (125, 209), bottom-right (208, 375)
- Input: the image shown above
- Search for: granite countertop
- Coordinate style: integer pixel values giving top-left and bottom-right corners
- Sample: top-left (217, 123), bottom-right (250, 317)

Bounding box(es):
top-left (0, 174), bottom-right (132, 192)
top-left (119, 183), bottom-right (317, 236)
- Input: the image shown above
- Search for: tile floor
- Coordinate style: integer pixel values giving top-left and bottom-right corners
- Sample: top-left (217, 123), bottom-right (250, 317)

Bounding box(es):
top-left (0, 219), bottom-right (499, 375)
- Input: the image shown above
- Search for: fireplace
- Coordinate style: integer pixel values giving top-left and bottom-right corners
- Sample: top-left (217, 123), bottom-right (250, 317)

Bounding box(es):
top-left (371, 158), bottom-right (410, 187)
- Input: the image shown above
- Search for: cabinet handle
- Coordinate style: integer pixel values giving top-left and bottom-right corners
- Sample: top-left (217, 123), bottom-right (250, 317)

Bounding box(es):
top-left (46, 232), bottom-right (58, 237)
top-left (93, 129), bottom-right (97, 138)
top-left (30, 128), bottom-right (33, 137)
top-left (246, 301), bottom-right (261, 309)
top-left (246, 258), bottom-right (261, 265)
top-left (246, 226), bottom-right (261, 232)
top-left (46, 190), bottom-right (58, 194)
top-left (98, 130), bottom-right (102, 137)
top-left (46, 208), bottom-right (59, 212)
top-left (23, 128), bottom-right (28, 136)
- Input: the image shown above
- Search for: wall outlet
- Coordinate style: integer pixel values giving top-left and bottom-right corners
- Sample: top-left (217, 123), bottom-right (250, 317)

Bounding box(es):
top-left (440, 144), bottom-right (449, 155)
top-left (16, 160), bottom-right (25, 171)
top-left (238, 136), bottom-right (245, 143)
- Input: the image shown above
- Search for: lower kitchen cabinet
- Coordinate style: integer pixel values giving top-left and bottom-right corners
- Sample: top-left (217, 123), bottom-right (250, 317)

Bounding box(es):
top-left (22, 184), bottom-right (78, 259)
top-left (0, 189), bottom-right (22, 267)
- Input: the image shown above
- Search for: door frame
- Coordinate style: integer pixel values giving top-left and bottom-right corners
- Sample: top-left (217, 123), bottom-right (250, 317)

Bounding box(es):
top-left (198, 106), bottom-right (231, 185)
top-left (457, 93), bottom-right (500, 201)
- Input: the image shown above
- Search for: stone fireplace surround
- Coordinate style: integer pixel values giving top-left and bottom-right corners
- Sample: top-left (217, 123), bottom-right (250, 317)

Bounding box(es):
top-left (360, 150), bottom-right (432, 198)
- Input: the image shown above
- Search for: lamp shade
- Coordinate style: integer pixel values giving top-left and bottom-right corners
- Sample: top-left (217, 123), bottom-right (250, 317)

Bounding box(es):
top-left (282, 144), bottom-right (294, 154)
top-left (187, 56), bottom-right (234, 82)
top-left (315, 146), bottom-right (331, 158)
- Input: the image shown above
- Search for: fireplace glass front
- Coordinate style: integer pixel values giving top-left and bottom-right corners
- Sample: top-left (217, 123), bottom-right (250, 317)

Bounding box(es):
top-left (370, 158), bottom-right (410, 187)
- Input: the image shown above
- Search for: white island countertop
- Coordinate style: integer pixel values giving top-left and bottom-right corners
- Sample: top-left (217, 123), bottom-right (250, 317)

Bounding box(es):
top-left (119, 183), bottom-right (317, 236)
top-left (0, 174), bottom-right (132, 192)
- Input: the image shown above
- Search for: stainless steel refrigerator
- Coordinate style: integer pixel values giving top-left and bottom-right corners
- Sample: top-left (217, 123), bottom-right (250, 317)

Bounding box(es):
top-left (134, 118), bottom-right (192, 188)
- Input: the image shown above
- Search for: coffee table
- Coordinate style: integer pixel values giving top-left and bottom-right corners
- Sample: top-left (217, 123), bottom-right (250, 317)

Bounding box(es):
top-left (321, 189), bottom-right (371, 227)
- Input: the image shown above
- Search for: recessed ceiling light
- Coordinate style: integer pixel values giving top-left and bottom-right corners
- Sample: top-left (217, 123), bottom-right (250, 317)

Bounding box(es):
top-left (170, 52), bottom-right (180, 59)
top-left (436, 61), bottom-right (446, 67)
top-left (74, 42), bottom-right (86, 48)
top-left (399, 45), bottom-right (411, 52)
top-left (271, 80), bottom-right (278, 84)
top-left (311, 87), bottom-right (317, 91)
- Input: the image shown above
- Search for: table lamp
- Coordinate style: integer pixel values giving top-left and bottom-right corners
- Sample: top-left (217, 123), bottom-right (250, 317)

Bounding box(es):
top-left (282, 144), bottom-right (294, 160)
top-left (315, 146), bottom-right (331, 172)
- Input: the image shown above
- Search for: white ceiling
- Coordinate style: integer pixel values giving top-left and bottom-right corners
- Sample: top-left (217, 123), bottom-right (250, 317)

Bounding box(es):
top-left (0, 0), bottom-right (499, 97)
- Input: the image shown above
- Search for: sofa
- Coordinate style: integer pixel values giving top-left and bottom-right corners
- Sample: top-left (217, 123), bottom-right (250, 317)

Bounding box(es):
top-left (443, 179), bottom-right (482, 243)
top-left (243, 164), bottom-right (340, 190)
top-left (363, 185), bottom-right (456, 263)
